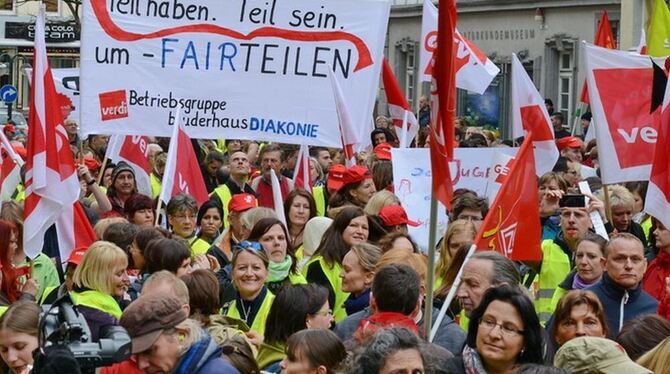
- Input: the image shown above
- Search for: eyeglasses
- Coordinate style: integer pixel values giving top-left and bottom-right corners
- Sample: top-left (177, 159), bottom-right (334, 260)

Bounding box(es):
top-left (235, 241), bottom-right (263, 252)
top-left (479, 317), bottom-right (524, 337)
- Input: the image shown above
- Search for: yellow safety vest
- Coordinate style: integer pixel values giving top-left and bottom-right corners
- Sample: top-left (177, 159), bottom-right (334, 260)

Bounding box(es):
top-left (40, 285), bottom-right (60, 305)
top-left (534, 239), bottom-right (572, 325)
top-left (0, 306), bottom-right (7, 317)
top-left (224, 290), bottom-right (274, 337)
top-left (190, 237), bottom-right (212, 256)
top-left (210, 184), bottom-right (233, 228)
top-left (287, 271), bottom-right (308, 285)
top-left (550, 286), bottom-right (569, 312)
top-left (13, 183), bottom-right (25, 202)
top-left (304, 256), bottom-right (349, 322)
top-left (313, 186), bottom-right (326, 217)
top-left (294, 244), bottom-right (304, 264)
top-left (150, 173), bottom-right (161, 199)
top-left (70, 290), bottom-right (123, 319)
top-left (641, 216), bottom-right (652, 244)
top-left (458, 310), bottom-right (470, 332)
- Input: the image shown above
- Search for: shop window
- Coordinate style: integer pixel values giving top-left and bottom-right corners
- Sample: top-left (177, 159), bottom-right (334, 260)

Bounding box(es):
top-left (45, 0), bottom-right (58, 13)
top-left (0, 0), bottom-right (12, 11)
top-left (557, 51), bottom-right (573, 121)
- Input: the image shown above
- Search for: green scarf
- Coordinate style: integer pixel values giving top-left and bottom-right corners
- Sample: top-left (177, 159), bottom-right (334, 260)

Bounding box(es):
top-left (267, 256), bottom-right (292, 283)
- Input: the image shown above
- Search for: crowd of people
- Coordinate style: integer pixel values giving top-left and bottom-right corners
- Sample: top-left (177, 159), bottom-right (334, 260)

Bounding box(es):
top-left (0, 98), bottom-right (667, 374)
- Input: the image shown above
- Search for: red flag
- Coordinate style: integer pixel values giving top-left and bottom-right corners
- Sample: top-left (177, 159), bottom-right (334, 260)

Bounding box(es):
top-left (645, 60), bottom-right (670, 230)
top-left (292, 144), bottom-right (311, 191)
top-left (328, 69), bottom-right (358, 166)
top-left (159, 118), bottom-right (209, 206)
top-left (0, 130), bottom-right (22, 201)
top-left (474, 135), bottom-right (542, 261)
top-left (580, 11), bottom-right (617, 104)
top-left (23, 7), bottom-right (80, 258)
top-left (105, 135), bottom-right (152, 196)
top-left (56, 202), bottom-right (97, 260)
top-left (429, 0), bottom-right (457, 209)
top-left (382, 58), bottom-right (419, 147)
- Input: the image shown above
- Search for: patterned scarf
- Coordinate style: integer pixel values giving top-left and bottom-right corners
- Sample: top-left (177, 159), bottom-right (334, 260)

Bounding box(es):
top-left (462, 345), bottom-right (488, 374)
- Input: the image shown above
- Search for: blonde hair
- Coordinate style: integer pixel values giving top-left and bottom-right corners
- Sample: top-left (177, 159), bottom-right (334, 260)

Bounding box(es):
top-left (73, 241), bottom-right (128, 295)
top-left (348, 243), bottom-right (383, 273)
top-left (144, 270), bottom-right (189, 305)
top-left (636, 337), bottom-right (670, 374)
top-left (436, 220), bottom-right (476, 278)
top-left (376, 248), bottom-right (428, 287)
top-left (94, 217), bottom-right (129, 240)
top-left (364, 190), bottom-right (401, 216)
top-left (240, 207), bottom-right (276, 232)
top-left (596, 184), bottom-right (635, 210)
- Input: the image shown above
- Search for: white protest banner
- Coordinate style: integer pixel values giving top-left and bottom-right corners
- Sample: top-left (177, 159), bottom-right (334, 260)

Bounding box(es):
top-left (25, 68), bottom-right (80, 121)
top-left (392, 147), bottom-right (518, 251)
top-left (80, 0), bottom-right (390, 147)
top-left (419, 0), bottom-right (499, 93)
top-left (484, 150), bottom-right (515, 203)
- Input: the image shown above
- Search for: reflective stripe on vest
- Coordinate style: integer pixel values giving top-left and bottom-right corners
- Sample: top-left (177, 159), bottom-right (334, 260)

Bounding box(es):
top-left (190, 237), bottom-right (211, 256)
top-left (534, 239), bottom-right (571, 325)
top-left (313, 186), bottom-right (326, 217)
top-left (304, 256), bottom-right (349, 322)
top-left (224, 291), bottom-right (274, 337)
top-left (211, 184), bottom-right (233, 228)
top-left (71, 290), bottom-right (123, 319)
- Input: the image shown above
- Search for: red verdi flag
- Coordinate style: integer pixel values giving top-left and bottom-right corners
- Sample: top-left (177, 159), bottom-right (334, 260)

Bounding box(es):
top-left (292, 144), bottom-right (311, 191)
top-left (429, 0), bottom-right (456, 209)
top-left (24, 6), bottom-right (81, 258)
top-left (474, 135), bottom-right (542, 261)
top-left (158, 117), bottom-right (209, 206)
top-left (580, 11), bottom-right (617, 104)
top-left (105, 135), bottom-right (152, 197)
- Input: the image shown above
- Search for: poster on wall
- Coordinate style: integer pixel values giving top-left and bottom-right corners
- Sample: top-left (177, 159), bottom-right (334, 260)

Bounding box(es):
top-left (80, 0), bottom-right (390, 147)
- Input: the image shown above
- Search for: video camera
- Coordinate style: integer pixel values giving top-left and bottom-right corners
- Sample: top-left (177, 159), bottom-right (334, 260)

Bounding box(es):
top-left (33, 294), bottom-right (131, 374)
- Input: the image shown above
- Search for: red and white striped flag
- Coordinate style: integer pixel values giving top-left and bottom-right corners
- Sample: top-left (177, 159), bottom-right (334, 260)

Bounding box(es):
top-left (292, 144), bottom-right (311, 191)
top-left (645, 60), bottom-right (670, 230)
top-left (55, 202), bottom-right (97, 261)
top-left (328, 69), bottom-right (358, 167)
top-left (106, 135), bottom-right (152, 196)
top-left (511, 53), bottom-right (559, 176)
top-left (429, 0), bottom-right (457, 209)
top-left (158, 114), bottom-right (209, 206)
top-left (24, 6), bottom-right (80, 258)
top-left (0, 131), bottom-right (22, 201)
top-left (382, 58), bottom-right (419, 147)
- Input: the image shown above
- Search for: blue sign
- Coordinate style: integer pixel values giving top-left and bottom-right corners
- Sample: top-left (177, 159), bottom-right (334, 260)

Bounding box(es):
top-left (0, 85), bottom-right (17, 104)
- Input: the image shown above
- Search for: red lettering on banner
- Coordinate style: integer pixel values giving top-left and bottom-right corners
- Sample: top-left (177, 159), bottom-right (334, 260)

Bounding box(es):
top-left (593, 68), bottom-right (660, 168)
top-left (423, 31), bottom-right (471, 76)
top-left (118, 135), bottom-right (151, 173)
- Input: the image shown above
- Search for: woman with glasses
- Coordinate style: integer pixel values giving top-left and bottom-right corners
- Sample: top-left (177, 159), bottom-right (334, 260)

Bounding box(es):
top-left (247, 218), bottom-right (307, 295)
top-left (444, 285), bottom-right (544, 373)
top-left (257, 284), bottom-right (333, 372)
top-left (223, 242), bottom-right (274, 344)
top-left (166, 193), bottom-right (199, 241)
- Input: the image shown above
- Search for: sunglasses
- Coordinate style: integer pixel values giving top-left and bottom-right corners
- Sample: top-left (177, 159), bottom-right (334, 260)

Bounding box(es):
top-left (235, 240), bottom-right (263, 252)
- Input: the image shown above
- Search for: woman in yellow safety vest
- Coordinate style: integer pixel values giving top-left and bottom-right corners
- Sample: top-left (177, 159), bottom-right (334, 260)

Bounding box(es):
top-left (0, 301), bottom-right (41, 373)
top-left (305, 206), bottom-right (369, 322)
top-left (191, 200), bottom-right (224, 256)
top-left (71, 241), bottom-right (129, 342)
top-left (223, 243), bottom-right (275, 342)
top-left (248, 218), bottom-right (307, 295)
top-left (284, 189), bottom-right (317, 262)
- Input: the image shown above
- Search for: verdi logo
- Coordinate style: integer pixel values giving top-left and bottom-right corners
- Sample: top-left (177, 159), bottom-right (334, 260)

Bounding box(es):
top-left (99, 89), bottom-right (128, 121)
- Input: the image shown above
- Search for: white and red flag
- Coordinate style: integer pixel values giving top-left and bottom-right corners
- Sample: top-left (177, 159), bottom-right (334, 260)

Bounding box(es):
top-left (511, 53), bottom-right (559, 176)
top-left (420, 0), bottom-right (499, 94)
top-left (328, 69), bottom-right (358, 167)
top-left (105, 135), bottom-right (152, 196)
top-left (579, 10), bottom-right (617, 104)
top-left (0, 131), bottom-right (22, 201)
top-left (474, 135), bottom-right (542, 261)
top-left (292, 144), bottom-right (311, 192)
top-left (158, 116), bottom-right (209, 206)
top-left (429, 0), bottom-right (457, 209)
top-left (382, 58), bottom-right (419, 147)
top-left (23, 6), bottom-right (81, 258)
top-left (637, 29), bottom-right (648, 55)
top-left (585, 43), bottom-right (662, 184)
top-left (645, 59), bottom-right (670, 230)
top-left (55, 202), bottom-right (97, 262)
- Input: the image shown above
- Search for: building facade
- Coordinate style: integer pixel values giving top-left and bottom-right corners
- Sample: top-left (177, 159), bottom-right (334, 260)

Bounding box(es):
top-left (384, 0), bottom-right (631, 138)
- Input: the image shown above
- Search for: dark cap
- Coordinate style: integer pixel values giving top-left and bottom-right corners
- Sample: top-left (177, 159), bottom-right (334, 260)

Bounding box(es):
top-left (119, 294), bottom-right (188, 354)
top-left (111, 161), bottom-right (135, 185)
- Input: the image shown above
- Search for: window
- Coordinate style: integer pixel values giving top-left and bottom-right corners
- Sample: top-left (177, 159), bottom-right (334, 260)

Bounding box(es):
top-left (45, 0), bottom-right (58, 13)
top-left (404, 44), bottom-right (416, 108)
top-left (0, 0), bottom-right (12, 11)
top-left (557, 51), bottom-right (573, 121)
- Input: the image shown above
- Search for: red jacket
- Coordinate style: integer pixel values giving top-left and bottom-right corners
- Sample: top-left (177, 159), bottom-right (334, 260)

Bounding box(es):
top-left (643, 250), bottom-right (670, 302)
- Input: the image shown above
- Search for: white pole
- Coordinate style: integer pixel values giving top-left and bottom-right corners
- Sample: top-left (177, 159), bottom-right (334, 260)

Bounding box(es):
top-left (400, 110), bottom-right (409, 148)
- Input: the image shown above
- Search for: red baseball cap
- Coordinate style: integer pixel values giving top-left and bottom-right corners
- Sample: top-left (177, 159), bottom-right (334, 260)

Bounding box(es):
top-left (327, 164), bottom-right (347, 192)
top-left (228, 193), bottom-right (258, 212)
top-left (67, 246), bottom-right (88, 266)
top-left (378, 205), bottom-right (419, 227)
top-left (556, 136), bottom-right (582, 150)
top-left (373, 143), bottom-right (392, 161)
top-left (341, 165), bottom-right (371, 188)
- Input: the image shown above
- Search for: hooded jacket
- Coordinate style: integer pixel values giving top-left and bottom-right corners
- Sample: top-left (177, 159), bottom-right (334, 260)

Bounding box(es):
top-left (173, 332), bottom-right (239, 374)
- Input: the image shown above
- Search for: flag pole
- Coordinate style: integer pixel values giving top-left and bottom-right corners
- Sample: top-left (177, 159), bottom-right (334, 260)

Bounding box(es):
top-left (97, 157), bottom-right (108, 185)
top-left (429, 243), bottom-right (477, 341)
top-left (400, 110), bottom-right (409, 148)
top-left (602, 184), bottom-right (613, 222)
top-left (423, 196), bottom-right (438, 338)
